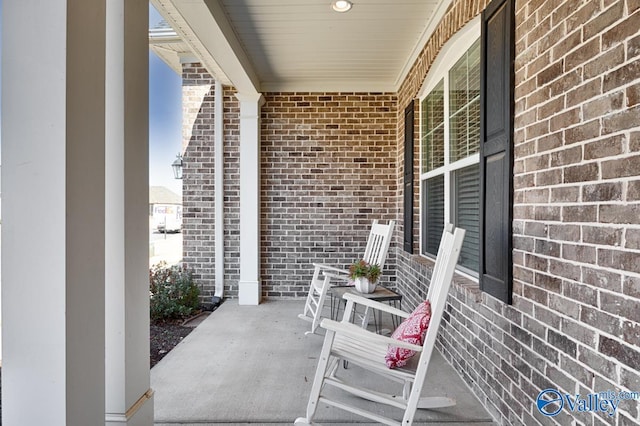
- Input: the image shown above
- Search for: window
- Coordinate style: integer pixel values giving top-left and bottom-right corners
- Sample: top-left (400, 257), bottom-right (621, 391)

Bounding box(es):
top-left (420, 26), bottom-right (480, 275)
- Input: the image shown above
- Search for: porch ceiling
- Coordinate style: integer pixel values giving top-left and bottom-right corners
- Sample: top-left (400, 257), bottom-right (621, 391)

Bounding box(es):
top-left (150, 0), bottom-right (451, 93)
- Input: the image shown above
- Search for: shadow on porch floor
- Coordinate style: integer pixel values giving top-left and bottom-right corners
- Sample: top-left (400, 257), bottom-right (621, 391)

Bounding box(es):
top-left (151, 299), bottom-right (495, 425)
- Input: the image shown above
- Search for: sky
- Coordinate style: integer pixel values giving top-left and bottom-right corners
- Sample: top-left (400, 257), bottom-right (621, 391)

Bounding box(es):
top-left (149, 5), bottom-right (183, 196)
top-left (0, 2), bottom-right (184, 196)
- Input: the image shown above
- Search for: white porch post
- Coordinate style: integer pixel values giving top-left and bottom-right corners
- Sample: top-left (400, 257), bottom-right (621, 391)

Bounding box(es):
top-left (105, 1), bottom-right (153, 425)
top-left (236, 93), bottom-right (265, 305)
top-left (2, 1), bottom-right (106, 425)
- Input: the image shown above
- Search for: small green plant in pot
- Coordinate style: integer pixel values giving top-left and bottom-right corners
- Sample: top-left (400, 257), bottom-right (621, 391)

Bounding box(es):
top-left (348, 260), bottom-right (381, 294)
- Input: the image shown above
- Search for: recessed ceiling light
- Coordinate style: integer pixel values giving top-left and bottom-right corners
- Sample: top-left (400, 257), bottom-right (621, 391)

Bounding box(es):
top-left (332, 0), bottom-right (352, 13)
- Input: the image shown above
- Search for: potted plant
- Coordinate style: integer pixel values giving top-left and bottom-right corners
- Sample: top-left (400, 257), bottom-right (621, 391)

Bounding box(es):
top-left (348, 260), bottom-right (382, 294)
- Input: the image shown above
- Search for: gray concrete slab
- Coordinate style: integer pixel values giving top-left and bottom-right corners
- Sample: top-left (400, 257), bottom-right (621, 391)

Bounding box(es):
top-left (152, 300), bottom-right (495, 425)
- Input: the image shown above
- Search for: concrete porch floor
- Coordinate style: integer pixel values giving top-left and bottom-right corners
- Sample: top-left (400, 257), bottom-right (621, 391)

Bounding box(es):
top-left (152, 299), bottom-right (495, 425)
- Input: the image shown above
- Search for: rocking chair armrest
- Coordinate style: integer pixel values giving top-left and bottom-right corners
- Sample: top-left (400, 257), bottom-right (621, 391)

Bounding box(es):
top-left (312, 263), bottom-right (349, 275)
top-left (320, 318), bottom-right (424, 352)
top-left (322, 272), bottom-right (351, 282)
top-left (342, 292), bottom-right (410, 319)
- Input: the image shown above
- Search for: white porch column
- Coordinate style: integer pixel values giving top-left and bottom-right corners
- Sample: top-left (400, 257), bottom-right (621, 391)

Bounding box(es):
top-left (2, 1), bottom-right (106, 425)
top-left (236, 93), bottom-right (265, 305)
top-left (105, 1), bottom-right (153, 425)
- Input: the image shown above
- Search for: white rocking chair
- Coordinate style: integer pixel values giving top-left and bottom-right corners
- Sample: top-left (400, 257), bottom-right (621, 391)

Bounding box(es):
top-left (295, 224), bottom-right (465, 426)
top-left (298, 220), bottom-right (395, 335)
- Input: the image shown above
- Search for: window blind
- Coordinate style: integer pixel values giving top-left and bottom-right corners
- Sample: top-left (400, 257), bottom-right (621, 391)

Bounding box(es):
top-left (455, 164), bottom-right (480, 271)
top-left (423, 176), bottom-right (445, 256)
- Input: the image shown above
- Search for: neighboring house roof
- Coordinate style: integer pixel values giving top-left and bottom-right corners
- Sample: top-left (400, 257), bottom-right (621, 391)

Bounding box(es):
top-left (149, 20), bottom-right (193, 76)
top-left (150, 186), bottom-right (181, 205)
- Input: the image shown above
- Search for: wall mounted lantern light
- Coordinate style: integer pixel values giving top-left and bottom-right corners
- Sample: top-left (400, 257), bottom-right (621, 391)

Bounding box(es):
top-left (171, 154), bottom-right (183, 180)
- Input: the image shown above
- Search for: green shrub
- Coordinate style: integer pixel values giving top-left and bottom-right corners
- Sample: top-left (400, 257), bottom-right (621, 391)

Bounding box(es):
top-left (149, 262), bottom-right (200, 322)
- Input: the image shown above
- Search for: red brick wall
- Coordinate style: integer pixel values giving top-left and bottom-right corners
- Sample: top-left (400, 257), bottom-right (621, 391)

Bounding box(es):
top-left (183, 83), bottom-right (398, 299)
top-left (182, 65), bottom-right (241, 300)
top-left (509, 0), bottom-right (640, 423)
top-left (260, 93), bottom-right (398, 297)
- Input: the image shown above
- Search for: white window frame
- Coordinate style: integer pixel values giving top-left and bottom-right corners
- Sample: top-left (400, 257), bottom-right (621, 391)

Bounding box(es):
top-left (418, 17), bottom-right (480, 280)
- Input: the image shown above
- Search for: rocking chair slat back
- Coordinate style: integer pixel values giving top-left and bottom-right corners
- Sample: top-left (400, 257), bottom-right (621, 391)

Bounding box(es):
top-left (363, 220), bottom-right (395, 268)
top-left (298, 219), bottom-right (395, 335)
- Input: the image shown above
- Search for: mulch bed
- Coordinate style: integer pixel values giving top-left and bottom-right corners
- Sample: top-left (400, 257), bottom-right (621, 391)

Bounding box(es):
top-left (150, 308), bottom-right (215, 367)
top-left (150, 322), bottom-right (194, 368)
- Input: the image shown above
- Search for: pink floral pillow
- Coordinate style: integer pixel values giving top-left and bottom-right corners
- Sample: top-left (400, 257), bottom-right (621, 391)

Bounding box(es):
top-left (385, 300), bottom-right (432, 369)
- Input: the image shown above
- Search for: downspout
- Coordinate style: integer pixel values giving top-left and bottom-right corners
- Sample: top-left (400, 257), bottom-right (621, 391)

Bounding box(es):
top-left (212, 79), bottom-right (225, 305)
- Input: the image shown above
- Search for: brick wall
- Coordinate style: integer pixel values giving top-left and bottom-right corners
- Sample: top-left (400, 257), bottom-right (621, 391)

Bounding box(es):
top-left (182, 64), bottom-right (241, 300)
top-left (394, 0), bottom-right (640, 425)
top-left (509, 0), bottom-right (640, 423)
top-left (183, 81), bottom-right (398, 299)
top-left (261, 93), bottom-right (398, 297)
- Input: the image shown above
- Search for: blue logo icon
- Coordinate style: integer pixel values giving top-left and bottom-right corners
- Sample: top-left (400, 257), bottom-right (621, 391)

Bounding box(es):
top-left (537, 389), bottom-right (564, 416)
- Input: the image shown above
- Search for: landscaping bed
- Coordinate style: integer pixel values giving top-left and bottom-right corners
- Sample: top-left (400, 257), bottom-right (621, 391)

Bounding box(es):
top-left (150, 311), bottom-right (212, 367)
top-left (150, 322), bottom-right (194, 368)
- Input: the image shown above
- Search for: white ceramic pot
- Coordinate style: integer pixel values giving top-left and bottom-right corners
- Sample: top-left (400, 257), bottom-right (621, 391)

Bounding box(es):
top-left (354, 277), bottom-right (376, 294)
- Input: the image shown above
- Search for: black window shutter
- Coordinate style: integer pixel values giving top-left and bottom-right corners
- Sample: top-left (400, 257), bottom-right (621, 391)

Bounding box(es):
top-left (403, 102), bottom-right (414, 254)
top-left (479, 0), bottom-right (514, 303)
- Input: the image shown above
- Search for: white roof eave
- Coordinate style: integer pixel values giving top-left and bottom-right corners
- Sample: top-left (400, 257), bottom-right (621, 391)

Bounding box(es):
top-left (150, 0), bottom-right (260, 95)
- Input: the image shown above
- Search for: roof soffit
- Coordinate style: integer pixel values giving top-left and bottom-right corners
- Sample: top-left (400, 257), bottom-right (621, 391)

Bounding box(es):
top-left (152, 0), bottom-right (451, 93)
